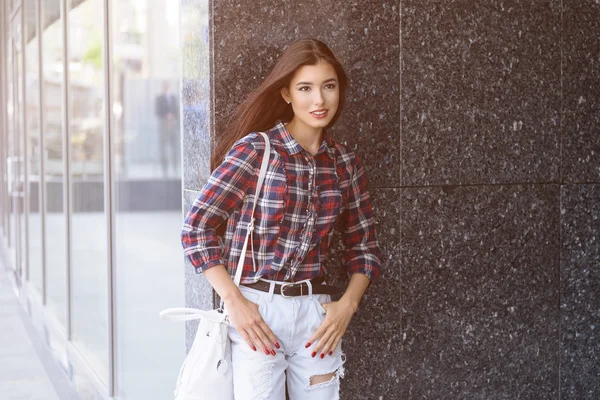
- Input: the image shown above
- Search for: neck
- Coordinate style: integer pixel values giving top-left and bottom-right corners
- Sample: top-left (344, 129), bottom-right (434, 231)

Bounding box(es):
top-left (286, 119), bottom-right (323, 155)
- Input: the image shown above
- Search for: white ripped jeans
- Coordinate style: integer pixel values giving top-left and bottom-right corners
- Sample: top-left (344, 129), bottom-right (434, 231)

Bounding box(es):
top-left (227, 279), bottom-right (346, 400)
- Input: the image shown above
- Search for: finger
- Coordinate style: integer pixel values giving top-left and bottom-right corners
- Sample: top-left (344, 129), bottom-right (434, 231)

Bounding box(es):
top-left (245, 301), bottom-right (277, 353)
top-left (250, 326), bottom-right (276, 356)
top-left (318, 334), bottom-right (338, 359)
top-left (237, 329), bottom-right (258, 352)
top-left (327, 337), bottom-right (341, 356)
top-left (312, 328), bottom-right (333, 357)
top-left (305, 324), bottom-right (326, 352)
top-left (304, 317), bottom-right (329, 348)
top-left (258, 321), bottom-right (281, 350)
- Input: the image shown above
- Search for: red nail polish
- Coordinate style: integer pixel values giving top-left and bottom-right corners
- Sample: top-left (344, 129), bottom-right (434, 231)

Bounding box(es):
top-left (320, 353), bottom-right (325, 359)
top-left (252, 346), bottom-right (257, 351)
top-left (274, 342), bottom-right (280, 349)
top-left (264, 349), bottom-right (270, 355)
top-left (305, 342), bottom-right (311, 348)
top-left (329, 351), bottom-right (333, 356)
top-left (311, 352), bottom-right (316, 358)
top-left (271, 349), bottom-right (276, 356)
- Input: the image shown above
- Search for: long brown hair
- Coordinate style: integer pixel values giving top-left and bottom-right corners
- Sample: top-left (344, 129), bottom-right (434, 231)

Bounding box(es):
top-left (212, 38), bottom-right (348, 170)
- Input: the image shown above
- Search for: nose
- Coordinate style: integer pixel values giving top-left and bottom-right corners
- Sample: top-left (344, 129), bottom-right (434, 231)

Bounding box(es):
top-left (313, 89), bottom-right (324, 105)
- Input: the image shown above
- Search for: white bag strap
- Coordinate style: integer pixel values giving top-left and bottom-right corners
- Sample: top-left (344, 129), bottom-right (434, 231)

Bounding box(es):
top-left (232, 132), bottom-right (270, 287)
top-left (159, 308), bottom-right (225, 322)
top-left (161, 133), bottom-right (271, 321)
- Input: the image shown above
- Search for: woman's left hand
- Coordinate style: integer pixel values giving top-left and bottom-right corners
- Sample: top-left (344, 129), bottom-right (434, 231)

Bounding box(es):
top-left (306, 297), bottom-right (357, 358)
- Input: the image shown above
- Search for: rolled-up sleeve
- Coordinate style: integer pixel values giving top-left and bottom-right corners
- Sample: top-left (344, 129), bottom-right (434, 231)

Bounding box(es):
top-left (343, 154), bottom-right (382, 283)
top-left (181, 140), bottom-right (258, 273)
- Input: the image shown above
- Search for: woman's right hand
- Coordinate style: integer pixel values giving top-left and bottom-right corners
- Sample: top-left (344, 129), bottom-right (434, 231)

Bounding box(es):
top-left (202, 264), bottom-right (280, 355)
top-left (224, 294), bottom-right (280, 355)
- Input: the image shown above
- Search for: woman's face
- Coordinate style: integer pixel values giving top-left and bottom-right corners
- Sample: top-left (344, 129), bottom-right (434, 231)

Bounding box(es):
top-left (281, 61), bottom-right (340, 134)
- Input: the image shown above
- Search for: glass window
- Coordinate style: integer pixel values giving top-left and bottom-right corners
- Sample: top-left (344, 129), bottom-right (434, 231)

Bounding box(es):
top-left (17, 14), bottom-right (27, 284)
top-left (7, 40), bottom-right (16, 253)
top-left (42, 0), bottom-right (67, 327)
top-left (68, 0), bottom-right (108, 382)
top-left (25, 0), bottom-right (43, 294)
top-left (111, 0), bottom-right (184, 398)
top-left (5, 40), bottom-right (16, 247)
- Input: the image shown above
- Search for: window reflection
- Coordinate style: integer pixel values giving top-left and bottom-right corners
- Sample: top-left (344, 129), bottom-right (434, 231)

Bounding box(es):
top-left (68, 0), bottom-right (109, 382)
top-left (14, 17), bottom-right (27, 283)
top-left (111, 1), bottom-right (181, 180)
top-left (111, 0), bottom-right (184, 398)
top-left (7, 39), bottom-right (17, 255)
top-left (42, 0), bottom-right (67, 326)
top-left (25, 0), bottom-right (43, 294)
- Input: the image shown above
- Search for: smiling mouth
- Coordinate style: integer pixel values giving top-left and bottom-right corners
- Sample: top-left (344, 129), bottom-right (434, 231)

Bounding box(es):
top-left (310, 109), bottom-right (328, 118)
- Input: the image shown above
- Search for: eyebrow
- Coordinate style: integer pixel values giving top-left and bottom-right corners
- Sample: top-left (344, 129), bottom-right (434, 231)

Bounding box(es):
top-left (295, 78), bottom-right (338, 86)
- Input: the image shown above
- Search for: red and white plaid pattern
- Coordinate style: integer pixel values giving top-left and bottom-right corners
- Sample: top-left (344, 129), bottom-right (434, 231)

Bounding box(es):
top-left (181, 121), bottom-right (381, 284)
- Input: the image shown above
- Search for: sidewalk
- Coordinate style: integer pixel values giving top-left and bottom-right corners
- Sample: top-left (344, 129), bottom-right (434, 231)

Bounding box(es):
top-left (0, 266), bottom-right (64, 400)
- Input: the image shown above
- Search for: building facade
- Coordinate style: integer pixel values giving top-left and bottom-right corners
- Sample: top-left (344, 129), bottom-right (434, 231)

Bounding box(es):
top-left (1, 0), bottom-right (187, 398)
top-left (2, 0), bottom-right (599, 399)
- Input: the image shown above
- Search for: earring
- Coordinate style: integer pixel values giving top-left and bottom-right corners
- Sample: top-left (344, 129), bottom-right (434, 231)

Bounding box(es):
top-left (287, 100), bottom-right (291, 104)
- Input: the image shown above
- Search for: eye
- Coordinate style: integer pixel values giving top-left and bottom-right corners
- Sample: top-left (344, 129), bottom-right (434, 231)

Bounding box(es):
top-left (298, 86), bottom-right (311, 92)
top-left (325, 83), bottom-right (337, 90)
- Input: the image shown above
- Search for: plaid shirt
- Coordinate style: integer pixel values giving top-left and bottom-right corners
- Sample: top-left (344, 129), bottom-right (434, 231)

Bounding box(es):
top-left (181, 121), bottom-right (382, 284)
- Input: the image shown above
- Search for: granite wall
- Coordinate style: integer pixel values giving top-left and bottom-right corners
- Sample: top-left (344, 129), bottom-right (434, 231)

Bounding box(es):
top-left (181, 0), bottom-right (600, 398)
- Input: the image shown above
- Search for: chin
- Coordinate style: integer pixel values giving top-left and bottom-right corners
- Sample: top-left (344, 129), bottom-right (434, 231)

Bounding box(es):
top-left (303, 117), bottom-right (333, 130)
top-left (312, 120), bottom-right (330, 128)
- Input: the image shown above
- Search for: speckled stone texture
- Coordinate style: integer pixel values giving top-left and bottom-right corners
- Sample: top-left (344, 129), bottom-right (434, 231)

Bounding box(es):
top-left (562, 1), bottom-right (600, 183)
top-left (561, 184), bottom-right (600, 400)
top-left (213, 0), bottom-right (400, 187)
top-left (323, 189), bottom-right (402, 398)
top-left (181, 0), bottom-right (214, 352)
top-left (183, 189), bottom-right (215, 351)
top-left (402, 1), bottom-right (561, 186)
top-left (181, 0), bottom-right (211, 189)
top-left (180, 0), bottom-right (600, 398)
top-left (400, 184), bottom-right (560, 399)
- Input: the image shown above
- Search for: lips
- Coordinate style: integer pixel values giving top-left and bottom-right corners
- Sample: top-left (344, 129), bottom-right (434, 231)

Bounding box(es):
top-left (310, 109), bottom-right (328, 119)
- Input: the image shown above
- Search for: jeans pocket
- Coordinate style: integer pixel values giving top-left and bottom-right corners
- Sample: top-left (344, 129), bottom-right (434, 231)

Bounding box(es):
top-left (313, 294), bottom-right (329, 316)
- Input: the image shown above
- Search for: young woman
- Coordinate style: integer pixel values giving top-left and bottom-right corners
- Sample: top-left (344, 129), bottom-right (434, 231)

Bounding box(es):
top-left (181, 38), bottom-right (382, 399)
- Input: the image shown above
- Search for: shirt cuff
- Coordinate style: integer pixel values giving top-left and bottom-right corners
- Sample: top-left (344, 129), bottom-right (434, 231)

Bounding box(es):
top-left (346, 254), bottom-right (381, 283)
top-left (186, 246), bottom-right (226, 274)
top-left (193, 258), bottom-right (227, 274)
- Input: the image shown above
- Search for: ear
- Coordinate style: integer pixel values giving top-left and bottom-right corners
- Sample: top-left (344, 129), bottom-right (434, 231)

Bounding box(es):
top-left (280, 87), bottom-right (290, 104)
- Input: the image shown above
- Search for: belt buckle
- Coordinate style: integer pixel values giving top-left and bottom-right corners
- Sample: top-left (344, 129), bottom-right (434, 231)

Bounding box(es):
top-left (280, 282), bottom-right (302, 298)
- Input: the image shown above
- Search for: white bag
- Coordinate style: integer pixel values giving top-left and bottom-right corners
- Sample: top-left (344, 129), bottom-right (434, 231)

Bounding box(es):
top-left (161, 132), bottom-right (271, 400)
top-left (159, 308), bottom-right (232, 400)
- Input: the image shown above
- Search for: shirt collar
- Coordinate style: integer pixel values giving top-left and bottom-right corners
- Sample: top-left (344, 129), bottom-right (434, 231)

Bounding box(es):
top-left (272, 120), bottom-right (335, 160)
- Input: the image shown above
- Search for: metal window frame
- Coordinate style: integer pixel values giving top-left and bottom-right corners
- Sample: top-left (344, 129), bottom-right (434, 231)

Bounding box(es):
top-left (3, 0), bottom-right (116, 397)
top-left (8, 7), bottom-right (21, 271)
top-left (20, 0), bottom-right (29, 284)
top-left (59, 0), bottom-right (116, 395)
top-left (2, 0), bottom-right (183, 397)
top-left (102, 0), bottom-right (116, 395)
top-left (0, 0), bottom-right (6, 238)
top-left (39, 0), bottom-right (67, 336)
top-left (2, 0), bottom-right (31, 287)
top-left (63, 0), bottom-right (116, 395)
top-left (36, 0), bottom-right (47, 305)
top-left (61, 0), bottom-right (72, 341)
top-left (6, 16), bottom-right (14, 253)
top-left (39, 0), bottom-right (50, 308)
